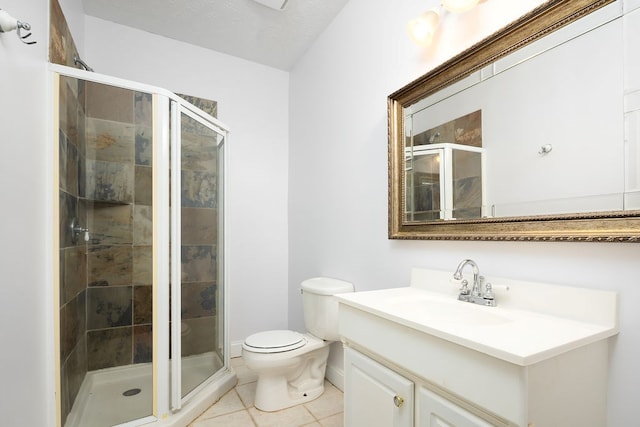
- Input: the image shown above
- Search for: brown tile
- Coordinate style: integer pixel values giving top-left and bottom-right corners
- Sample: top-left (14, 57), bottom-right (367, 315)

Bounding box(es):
top-left (49, 0), bottom-right (79, 67)
top-left (182, 282), bottom-right (216, 319)
top-left (60, 362), bottom-right (69, 424)
top-left (134, 205), bottom-right (153, 245)
top-left (177, 93), bottom-right (218, 119)
top-left (135, 92), bottom-right (153, 127)
top-left (181, 245), bottom-right (216, 282)
top-left (64, 81), bottom-right (82, 147)
top-left (61, 246), bottom-right (87, 305)
top-left (87, 327), bottom-right (133, 370)
top-left (182, 208), bottom-right (217, 245)
top-left (64, 138), bottom-right (80, 197)
top-left (182, 132), bottom-right (217, 173)
top-left (60, 290), bottom-right (86, 363)
top-left (135, 127), bottom-right (153, 167)
top-left (60, 300), bottom-right (76, 361)
top-left (85, 118), bottom-right (135, 163)
top-left (87, 286), bottom-right (132, 329)
top-left (181, 317), bottom-right (216, 356)
top-left (86, 82), bottom-right (134, 123)
top-left (134, 324), bottom-right (152, 363)
top-left (83, 160), bottom-right (134, 203)
top-left (59, 190), bottom-right (78, 248)
top-left (88, 245), bottom-right (133, 287)
top-left (181, 170), bottom-right (217, 208)
top-left (88, 204), bottom-right (133, 245)
top-left (65, 335), bottom-right (87, 414)
top-left (133, 246), bottom-right (152, 285)
top-left (135, 166), bottom-right (153, 205)
top-left (134, 285), bottom-right (152, 324)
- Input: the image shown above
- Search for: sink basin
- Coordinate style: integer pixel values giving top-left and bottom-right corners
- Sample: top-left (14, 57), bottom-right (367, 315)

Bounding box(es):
top-left (336, 269), bottom-right (618, 366)
top-left (386, 294), bottom-right (511, 326)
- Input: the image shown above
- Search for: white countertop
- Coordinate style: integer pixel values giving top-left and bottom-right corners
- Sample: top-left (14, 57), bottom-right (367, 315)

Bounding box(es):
top-left (336, 270), bottom-right (619, 366)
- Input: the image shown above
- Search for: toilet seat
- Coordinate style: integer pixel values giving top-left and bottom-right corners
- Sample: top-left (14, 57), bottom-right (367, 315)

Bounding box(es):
top-left (243, 330), bottom-right (307, 354)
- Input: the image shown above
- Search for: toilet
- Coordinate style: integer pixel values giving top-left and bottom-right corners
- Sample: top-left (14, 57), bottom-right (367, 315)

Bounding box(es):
top-left (242, 277), bottom-right (354, 412)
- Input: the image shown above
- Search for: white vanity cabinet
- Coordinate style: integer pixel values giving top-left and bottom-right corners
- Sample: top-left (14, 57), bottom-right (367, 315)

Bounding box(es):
top-left (337, 269), bottom-right (618, 427)
top-left (345, 347), bottom-right (493, 427)
top-left (417, 386), bottom-right (494, 427)
top-left (344, 348), bottom-right (414, 427)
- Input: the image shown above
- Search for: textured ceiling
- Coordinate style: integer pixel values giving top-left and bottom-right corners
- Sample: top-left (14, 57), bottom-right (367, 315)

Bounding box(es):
top-left (82, 0), bottom-right (350, 70)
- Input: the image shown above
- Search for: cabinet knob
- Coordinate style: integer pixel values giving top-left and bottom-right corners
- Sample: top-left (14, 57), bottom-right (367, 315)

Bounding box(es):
top-left (393, 395), bottom-right (404, 408)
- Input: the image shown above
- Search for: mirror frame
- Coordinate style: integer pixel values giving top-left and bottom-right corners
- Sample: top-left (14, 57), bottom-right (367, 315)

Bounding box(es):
top-left (388, 0), bottom-right (640, 242)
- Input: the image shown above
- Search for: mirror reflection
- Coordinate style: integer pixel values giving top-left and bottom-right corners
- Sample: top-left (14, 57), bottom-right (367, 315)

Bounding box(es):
top-left (403, 9), bottom-right (628, 222)
top-left (406, 110), bottom-right (484, 221)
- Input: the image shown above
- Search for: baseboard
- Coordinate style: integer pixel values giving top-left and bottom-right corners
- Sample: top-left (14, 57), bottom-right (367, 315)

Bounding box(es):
top-left (230, 340), bottom-right (243, 358)
top-left (325, 363), bottom-right (345, 392)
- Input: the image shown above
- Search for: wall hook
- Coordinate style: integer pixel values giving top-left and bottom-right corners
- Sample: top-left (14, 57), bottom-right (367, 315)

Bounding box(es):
top-left (0, 9), bottom-right (36, 45)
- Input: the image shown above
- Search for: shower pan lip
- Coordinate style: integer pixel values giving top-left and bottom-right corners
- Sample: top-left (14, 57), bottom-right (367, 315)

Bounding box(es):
top-left (50, 62), bottom-right (234, 427)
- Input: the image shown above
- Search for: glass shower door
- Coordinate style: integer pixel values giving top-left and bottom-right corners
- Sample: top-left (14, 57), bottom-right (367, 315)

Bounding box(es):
top-left (55, 66), bottom-right (230, 426)
top-left (171, 103), bottom-right (226, 406)
top-left (406, 150), bottom-right (443, 222)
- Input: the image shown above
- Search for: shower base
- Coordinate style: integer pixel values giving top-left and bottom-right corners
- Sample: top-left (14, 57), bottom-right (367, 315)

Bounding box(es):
top-left (65, 352), bottom-right (225, 427)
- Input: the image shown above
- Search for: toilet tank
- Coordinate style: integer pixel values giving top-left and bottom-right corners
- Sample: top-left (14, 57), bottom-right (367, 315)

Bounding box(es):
top-left (301, 277), bottom-right (354, 341)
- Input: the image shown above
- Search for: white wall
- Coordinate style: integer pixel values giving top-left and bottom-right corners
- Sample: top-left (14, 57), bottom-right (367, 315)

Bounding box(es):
top-left (0, 0), bottom-right (53, 425)
top-left (82, 17), bottom-right (291, 348)
top-left (289, 0), bottom-right (640, 426)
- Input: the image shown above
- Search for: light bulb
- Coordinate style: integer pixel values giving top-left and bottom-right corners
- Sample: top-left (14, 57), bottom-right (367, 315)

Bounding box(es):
top-left (442, 0), bottom-right (480, 13)
top-left (407, 9), bottom-right (441, 47)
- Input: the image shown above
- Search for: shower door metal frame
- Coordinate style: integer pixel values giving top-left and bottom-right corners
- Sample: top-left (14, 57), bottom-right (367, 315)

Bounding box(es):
top-left (49, 63), bottom-right (231, 427)
top-left (170, 101), bottom-right (229, 410)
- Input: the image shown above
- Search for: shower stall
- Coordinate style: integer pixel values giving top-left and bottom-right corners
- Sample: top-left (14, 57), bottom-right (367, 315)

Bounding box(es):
top-left (52, 65), bottom-right (234, 427)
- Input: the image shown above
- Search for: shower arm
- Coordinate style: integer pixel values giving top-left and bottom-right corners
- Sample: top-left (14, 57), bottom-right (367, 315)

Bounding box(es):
top-left (73, 54), bottom-right (94, 72)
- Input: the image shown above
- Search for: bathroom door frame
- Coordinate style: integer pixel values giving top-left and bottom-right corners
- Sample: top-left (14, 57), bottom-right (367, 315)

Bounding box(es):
top-left (49, 63), bottom-right (231, 427)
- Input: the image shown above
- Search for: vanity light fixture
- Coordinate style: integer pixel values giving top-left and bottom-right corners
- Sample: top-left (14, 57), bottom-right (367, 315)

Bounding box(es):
top-left (407, 8), bottom-right (442, 47)
top-left (407, 0), bottom-right (482, 46)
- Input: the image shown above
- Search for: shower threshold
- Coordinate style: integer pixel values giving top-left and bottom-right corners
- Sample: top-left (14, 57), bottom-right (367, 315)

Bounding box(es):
top-left (65, 352), bottom-right (224, 427)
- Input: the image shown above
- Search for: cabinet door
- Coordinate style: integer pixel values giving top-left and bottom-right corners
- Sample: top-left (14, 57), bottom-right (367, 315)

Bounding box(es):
top-left (417, 386), bottom-right (494, 427)
top-left (344, 348), bottom-right (414, 427)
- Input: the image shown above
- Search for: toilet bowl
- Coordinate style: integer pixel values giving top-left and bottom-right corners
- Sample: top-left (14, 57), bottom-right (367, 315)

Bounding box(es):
top-left (241, 277), bottom-right (354, 412)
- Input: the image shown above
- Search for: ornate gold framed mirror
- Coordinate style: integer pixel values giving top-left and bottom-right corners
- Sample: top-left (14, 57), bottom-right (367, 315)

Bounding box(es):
top-left (388, 0), bottom-right (640, 242)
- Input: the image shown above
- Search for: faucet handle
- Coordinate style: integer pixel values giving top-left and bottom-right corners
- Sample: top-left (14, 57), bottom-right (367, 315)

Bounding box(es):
top-left (459, 279), bottom-right (470, 295)
top-left (483, 282), bottom-right (495, 300)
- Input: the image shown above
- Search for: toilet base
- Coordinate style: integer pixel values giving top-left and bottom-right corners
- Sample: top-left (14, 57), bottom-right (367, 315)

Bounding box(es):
top-left (254, 373), bottom-right (326, 412)
top-left (247, 339), bottom-right (331, 412)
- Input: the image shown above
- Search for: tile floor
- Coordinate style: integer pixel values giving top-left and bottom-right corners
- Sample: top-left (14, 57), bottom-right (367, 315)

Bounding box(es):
top-left (188, 357), bottom-right (344, 427)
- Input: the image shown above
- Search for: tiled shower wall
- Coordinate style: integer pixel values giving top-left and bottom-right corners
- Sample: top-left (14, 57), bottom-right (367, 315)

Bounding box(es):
top-left (58, 79), bottom-right (154, 423)
top-left (59, 76), bottom-right (87, 425)
top-left (58, 78), bottom-right (221, 422)
top-left (82, 84), bottom-right (154, 370)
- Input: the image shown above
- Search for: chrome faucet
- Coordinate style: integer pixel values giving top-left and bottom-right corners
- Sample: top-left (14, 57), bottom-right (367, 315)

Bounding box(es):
top-left (453, 259), bottom-right (496, 306)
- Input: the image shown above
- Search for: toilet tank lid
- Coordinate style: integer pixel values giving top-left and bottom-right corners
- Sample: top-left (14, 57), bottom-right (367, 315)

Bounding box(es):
top-left (301, 277), bottom-right (354, 295)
